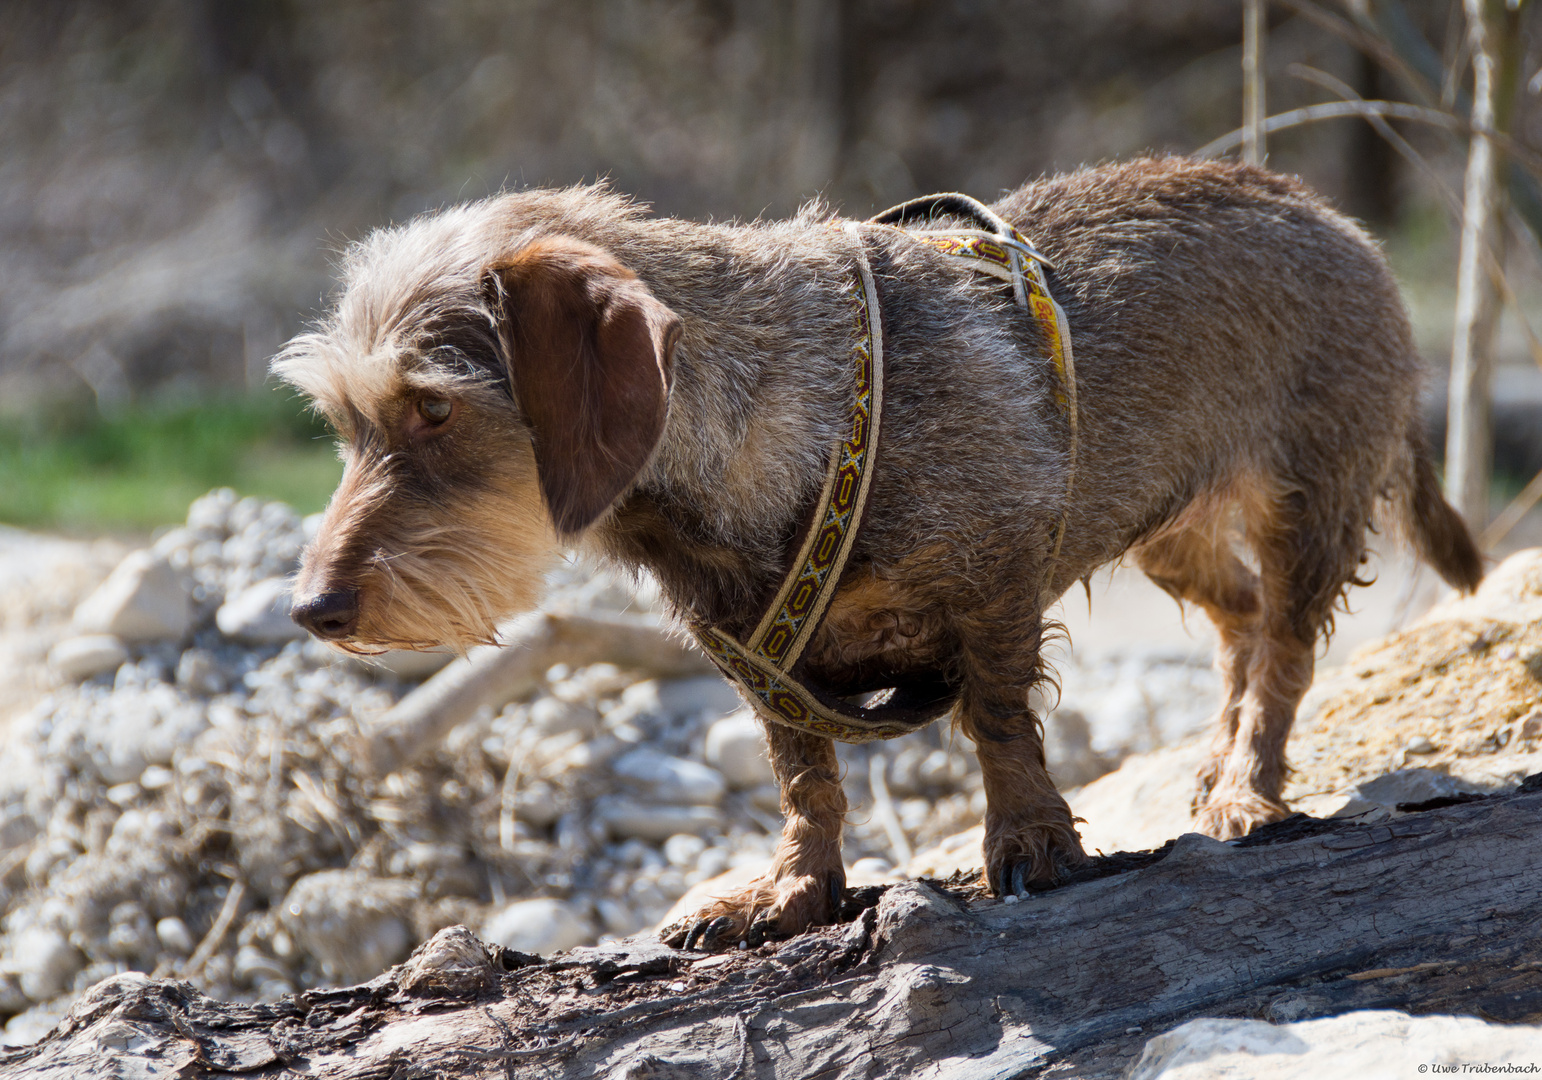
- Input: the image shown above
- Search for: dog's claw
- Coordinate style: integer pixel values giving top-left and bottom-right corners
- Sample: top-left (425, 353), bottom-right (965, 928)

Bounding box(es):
top-left (746, 914), bottom-right (775, 948)
top-left (989, 856), bottom-right (1062, 897)
top-left (682, 915), bottom-right (739, 952)
top-left (1010, 861), bottom-right (1032, 896)
top-left (700, 915), bottom-right (737, 951)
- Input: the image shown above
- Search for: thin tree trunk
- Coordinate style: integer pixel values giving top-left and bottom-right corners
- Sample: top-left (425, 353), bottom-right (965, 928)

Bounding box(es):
top-left (1242, 0), bottom-right (1266, 165)
top-left (1447, 0), bottom-right (1524, 532)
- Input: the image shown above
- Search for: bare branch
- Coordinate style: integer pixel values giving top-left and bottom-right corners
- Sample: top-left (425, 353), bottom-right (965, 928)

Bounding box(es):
top-left (1270, 0), bottom-right (1438, 103)
top-left (1195, 98), bottom-right (1461, 157)
top-left (1482, 466), bottom-right (1542, 549)
top-left (1195, 96), bottom-right (1542, 181)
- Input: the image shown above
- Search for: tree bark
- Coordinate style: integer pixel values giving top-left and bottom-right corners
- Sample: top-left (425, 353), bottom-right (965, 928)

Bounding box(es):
top-left (4, 784), bottom-right (1541, 1079)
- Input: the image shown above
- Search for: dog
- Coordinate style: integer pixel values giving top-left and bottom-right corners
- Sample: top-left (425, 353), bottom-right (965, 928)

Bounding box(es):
top-left (277, 157), bottom-right (1483, 950)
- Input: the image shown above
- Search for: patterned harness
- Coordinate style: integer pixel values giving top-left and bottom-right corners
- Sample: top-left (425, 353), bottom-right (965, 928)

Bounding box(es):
top-left (689, 194), bottom-right (1078, 743)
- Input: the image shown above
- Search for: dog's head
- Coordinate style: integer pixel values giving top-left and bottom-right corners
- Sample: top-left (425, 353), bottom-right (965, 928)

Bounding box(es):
top-left (274, 195), bottom-right (680, 651)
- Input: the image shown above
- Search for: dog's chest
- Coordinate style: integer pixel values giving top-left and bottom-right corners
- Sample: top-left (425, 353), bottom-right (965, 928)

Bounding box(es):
top-left (801, 573), bottom-right (951, 685)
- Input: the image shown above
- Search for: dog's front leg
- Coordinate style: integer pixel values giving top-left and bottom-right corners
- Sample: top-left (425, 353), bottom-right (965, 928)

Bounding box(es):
top-left (961, 687), bottom-right (1088, 895)
top-left (663, 721), bottom-right (846, 951)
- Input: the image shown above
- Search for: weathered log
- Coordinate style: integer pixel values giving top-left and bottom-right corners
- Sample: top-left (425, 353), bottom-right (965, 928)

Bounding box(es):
top-left (4, 786), bottom-right (1541, 1080)
top-left (360, 612), bottom-right (714, 774)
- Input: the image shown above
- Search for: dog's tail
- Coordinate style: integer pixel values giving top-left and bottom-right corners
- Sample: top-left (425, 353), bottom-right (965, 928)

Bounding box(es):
top-left (1396, 427), bottom-right (1484, 593)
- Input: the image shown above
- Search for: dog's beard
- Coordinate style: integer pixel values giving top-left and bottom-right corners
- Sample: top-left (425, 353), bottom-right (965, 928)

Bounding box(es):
top-left (302, 453), bottom-right (558, 655)
top-left (352, 516), bottom-right (552, 652)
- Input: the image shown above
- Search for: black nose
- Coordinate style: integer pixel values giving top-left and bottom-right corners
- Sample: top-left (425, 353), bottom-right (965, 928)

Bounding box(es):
top-left (291, 589), bottom-right (360, 640)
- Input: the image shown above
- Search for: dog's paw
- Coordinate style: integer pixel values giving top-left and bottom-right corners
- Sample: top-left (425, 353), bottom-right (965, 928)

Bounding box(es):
top-left (660, 871), bottom-right (843, 952)
top-left (1192, 788), bottom-right (1289, 840)
top-left (982, 824), bottom-right (1087, 896)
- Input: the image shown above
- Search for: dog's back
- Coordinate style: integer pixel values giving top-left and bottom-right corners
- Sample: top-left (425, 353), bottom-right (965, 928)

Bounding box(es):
top-left (992, 158), bottom-right (1470, 589)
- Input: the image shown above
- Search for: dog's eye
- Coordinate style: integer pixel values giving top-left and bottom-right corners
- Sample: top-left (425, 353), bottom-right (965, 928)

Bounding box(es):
top-left (418, 397), bottom-right (453, 425)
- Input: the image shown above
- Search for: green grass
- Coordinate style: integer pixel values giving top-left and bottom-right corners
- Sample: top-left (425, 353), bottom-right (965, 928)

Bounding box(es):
top-left (0, 390), bottom-right (343, 533)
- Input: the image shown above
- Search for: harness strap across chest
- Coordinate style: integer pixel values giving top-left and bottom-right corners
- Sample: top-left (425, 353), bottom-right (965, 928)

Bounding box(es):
top-left (690, 193), bottom-right (1079, 743)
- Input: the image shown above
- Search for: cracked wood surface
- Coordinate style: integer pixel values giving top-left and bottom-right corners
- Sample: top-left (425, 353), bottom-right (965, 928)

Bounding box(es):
top-left (3, 789), bottom-right (1541, 1079)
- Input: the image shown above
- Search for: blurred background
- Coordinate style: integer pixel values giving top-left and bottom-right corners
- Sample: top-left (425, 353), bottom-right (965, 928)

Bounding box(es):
top-left (3, 0), bottom-right (1541, 532)
top-left (2, 0), bottom-right (1542, 1049)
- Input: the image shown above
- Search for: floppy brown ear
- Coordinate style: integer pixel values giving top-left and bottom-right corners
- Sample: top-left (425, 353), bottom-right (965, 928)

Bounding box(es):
top-left (487, 236), bottom-right (680, 536)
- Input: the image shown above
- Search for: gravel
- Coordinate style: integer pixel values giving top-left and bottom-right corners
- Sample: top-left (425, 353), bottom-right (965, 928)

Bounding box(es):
top-left (0, 487), bottom-right (1220, 1046)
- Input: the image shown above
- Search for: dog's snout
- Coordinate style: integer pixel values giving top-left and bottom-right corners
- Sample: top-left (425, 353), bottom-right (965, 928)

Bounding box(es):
top-left (291, 589), bottom-right (360, 640)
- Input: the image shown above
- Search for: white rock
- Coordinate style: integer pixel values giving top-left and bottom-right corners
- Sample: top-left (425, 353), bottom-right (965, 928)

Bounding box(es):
top-left (233, 945), bottom-right (287, 985)
top-left (175, 648), bottom-right (226, 695)
top-left (104, 782), bottom-right (140, 807)
top-left (185, 488), bottom-right (238, 534)
top-left (696, 846), bottom-right (730, 879)
top-left (613, 749), bottom-right (726, 805)
top-left (662, 833), bottom-right (707, 868)
top-left (530, 731), bottom-right (590, 773)
top-left (1129, 1010), bottom-right (1542, 1079)
top-left (359, 649), bottom-right (454, 681)
top-left (0, 807), bottom-right (38, 852)
top-left (1295, 767), bottom-right (1489, 820)
top-left (155, 917), bottom-right (194, 955)
top-left (514, 780), bottom-right (563, 829)
top-left (551, 662), bottom-right (636, 702)
top-left (96, 701), bottom-right (161, 784)
top-left (748, 784), bottom-right (783, 813)
top-left (47, 635), bottom-right (128, 682)
top-left (659, 676), bottom-right (740, 717)
top-left (704, 710), bottom-right (775, 789)
top-left (92, 687), bottom-right (209, 784)
top-left (280, 871), bottom-right (416, 983)
top-left (529, 696), bottom-right (602, 738)
top-left (595, 898), bottom-right (645, 937)
top-left (73, 551), bottom-right (191, 643)
top-left (483, 898), bottom-right (593, 956)
top-left (595, 798), bottom-right (720, 843)
top-left (139, 765), bottom-right (175, 790)
top-left (618, 677), bottom-right (740, 721)
top-left (10, 928), bottom-right (82, 1002)
top-left (848, 857), bottom-right (896, 884)
top-left (216, 577), bottom-right (306, 644)
top-left (107, 809), bottom-right (177, 854)
top-left (2, 1001), bottom-right (70, 1048)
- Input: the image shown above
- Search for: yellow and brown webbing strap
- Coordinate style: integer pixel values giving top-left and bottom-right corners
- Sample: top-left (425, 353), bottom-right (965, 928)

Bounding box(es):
top-left (691, 225), bottom-right (921, 742)
top-left (870, 193), bottom-right (1079, 568)
top-left (691, 200), bottom-right (1078, 743)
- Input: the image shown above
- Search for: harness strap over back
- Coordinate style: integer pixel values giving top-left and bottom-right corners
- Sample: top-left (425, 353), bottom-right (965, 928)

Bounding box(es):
top-left (872, 193), bottom-right (1079, 566)
top-left (688, 196), bottom-right (1079, 743)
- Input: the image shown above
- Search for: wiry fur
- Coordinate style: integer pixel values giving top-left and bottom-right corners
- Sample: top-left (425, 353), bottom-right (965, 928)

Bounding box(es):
top-left (278, 158), bottom-right (1482, 949)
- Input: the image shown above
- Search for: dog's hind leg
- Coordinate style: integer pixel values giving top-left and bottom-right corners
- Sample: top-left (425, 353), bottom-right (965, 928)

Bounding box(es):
top-left (662, 722), bottom-right (846, 950)
top-left (1132, 527), bottom-right (1262, 812)
top-left (1192, 480), bottom-right (1370, 839)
